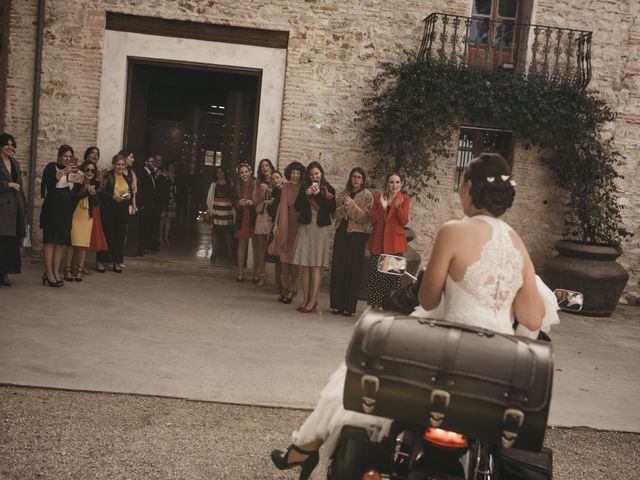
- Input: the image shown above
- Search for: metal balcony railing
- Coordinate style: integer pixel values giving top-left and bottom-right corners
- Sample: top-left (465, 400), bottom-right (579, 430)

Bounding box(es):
top-left (419, 13), bottom-right (592, 89)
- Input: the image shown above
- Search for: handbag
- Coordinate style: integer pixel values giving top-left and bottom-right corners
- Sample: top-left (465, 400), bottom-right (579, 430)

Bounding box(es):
top-left (22, 224), bottom-right (31, 248)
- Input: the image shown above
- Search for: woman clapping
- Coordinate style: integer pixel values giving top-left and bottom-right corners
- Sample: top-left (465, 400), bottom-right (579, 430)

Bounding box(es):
top-left (366, 172), bottom-right (411, 307)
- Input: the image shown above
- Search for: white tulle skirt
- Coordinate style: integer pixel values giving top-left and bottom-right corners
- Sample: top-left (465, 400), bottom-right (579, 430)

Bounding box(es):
top-left (292, 363), bottom-right (392, 460)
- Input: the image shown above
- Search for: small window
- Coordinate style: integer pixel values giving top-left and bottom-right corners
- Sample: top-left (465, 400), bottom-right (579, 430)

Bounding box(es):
top-left (454, 127), bottom-right (514, 190)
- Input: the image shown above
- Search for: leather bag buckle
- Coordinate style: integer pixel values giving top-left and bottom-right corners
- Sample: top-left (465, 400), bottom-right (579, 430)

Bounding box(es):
top-left (501, 408), bottom-right (525, 448)
top-left (429, 389), bottom-right (451, 427)
top-left (361, 375), bottom-right (380, 414)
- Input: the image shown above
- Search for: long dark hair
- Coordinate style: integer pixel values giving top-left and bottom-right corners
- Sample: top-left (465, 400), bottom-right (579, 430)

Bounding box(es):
top-left (0, 132), bottom-right (16, 149)
top-left (302, 161), bottom-right (328, 189)
top-left (79, 161), bottom-right (100, 187)
top-left (256, 158), bottom-right (276, 184)
top-left (346, 167), bottom-right (366, 193)
top-left (57, 144), bottom-right (74, 159)
top-left (83, 146), bottom-right (100, 162)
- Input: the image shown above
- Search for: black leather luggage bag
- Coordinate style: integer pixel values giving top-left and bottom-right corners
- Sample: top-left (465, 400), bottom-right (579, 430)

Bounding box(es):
top-left (343, 310), bottom-right (554, 452)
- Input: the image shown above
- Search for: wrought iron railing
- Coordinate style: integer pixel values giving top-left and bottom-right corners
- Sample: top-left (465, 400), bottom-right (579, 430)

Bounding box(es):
top-left (419, 13), bottom-right (592, 88)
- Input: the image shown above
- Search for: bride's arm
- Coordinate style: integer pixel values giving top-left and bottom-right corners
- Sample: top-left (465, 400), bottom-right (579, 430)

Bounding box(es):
top-left (511, 233), bottom-right (545, 331)
top-left (513, 258), bottom-right (544, 331)
top-left (418, 222), bottom-right (456, 311)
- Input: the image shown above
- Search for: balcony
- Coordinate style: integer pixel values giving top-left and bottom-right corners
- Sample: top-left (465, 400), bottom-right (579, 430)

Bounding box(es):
top-left (419, 13), bottom-right (592, 89)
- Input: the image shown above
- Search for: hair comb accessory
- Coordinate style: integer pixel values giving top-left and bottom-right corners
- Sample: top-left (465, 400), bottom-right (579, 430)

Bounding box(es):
top-left (236, 162), bottom-right (252, 175)
top-left (486, 176), bottom-right (495, 183)
top-left (501, 175), bottom-right (510, 181)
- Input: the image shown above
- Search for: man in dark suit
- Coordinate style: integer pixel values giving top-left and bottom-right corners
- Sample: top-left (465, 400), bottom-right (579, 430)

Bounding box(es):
top-left (137, 155), bottom-right (158, 254)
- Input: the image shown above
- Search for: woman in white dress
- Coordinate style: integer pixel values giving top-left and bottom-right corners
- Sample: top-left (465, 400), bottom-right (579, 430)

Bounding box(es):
top-left (270, 153), bottom-right (559, 480)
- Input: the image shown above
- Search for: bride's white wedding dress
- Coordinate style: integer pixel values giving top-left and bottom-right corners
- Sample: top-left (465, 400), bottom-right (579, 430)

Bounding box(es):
top-left (292, 215), bottom-right (560, 468)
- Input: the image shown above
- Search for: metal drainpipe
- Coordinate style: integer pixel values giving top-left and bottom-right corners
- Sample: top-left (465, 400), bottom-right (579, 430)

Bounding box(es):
top-left (26, 0), bottom-right (45, 250)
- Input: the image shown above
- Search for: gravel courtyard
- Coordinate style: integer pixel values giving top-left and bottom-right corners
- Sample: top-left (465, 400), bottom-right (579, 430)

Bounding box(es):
top-left (1, 386), bottom-right (638, 480)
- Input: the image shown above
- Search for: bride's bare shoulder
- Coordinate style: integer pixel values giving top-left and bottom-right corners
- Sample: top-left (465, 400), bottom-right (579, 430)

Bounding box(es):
top-left (436, 219), bottom-right (473, 240)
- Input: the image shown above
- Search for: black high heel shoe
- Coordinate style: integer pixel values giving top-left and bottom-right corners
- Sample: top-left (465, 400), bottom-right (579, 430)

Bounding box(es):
top-left (42, 275), bottom-right (61, 288)
top-left (64, 267), bottom-right (74, 282)
top-left (270, 444), bottom-right (319, 480)
top-left (282, 288), bottom-right (297, 304)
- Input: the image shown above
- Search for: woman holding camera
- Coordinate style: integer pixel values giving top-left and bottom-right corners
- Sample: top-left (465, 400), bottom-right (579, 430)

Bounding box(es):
top-left (40, 144), bottom-right (77, 286)
top-left (97, 153), bottom-right (132, 273)
top-left (292, 161), bottom-right (336, 313)
top-left (366, 172), bottom-right (411, 307)
top-left (63, 162), bottom-right (100, 282)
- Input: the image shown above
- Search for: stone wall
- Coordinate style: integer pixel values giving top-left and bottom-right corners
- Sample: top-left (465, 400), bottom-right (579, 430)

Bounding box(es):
top-left (2, 0), bottom-right (638, 300)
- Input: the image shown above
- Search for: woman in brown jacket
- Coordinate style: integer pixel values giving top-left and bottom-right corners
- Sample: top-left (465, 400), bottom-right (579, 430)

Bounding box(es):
top-left (329, 167), bottom-right (373, 316)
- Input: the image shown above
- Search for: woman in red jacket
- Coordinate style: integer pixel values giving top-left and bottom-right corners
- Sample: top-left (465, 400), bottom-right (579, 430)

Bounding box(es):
top-left (366, 172), bottom-right (411, 306)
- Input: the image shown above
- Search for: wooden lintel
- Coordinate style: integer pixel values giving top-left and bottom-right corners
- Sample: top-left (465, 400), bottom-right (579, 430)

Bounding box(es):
top-left (106, 12), bottom-right (289, 49)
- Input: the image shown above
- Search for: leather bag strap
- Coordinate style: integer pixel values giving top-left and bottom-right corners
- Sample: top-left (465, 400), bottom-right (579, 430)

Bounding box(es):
top-left (429, 326), bottom-right (461, 427)
top-left (501, 340), bottom-right (533, 448)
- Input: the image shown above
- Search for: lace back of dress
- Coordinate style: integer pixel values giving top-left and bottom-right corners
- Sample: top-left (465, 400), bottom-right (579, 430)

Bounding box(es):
top-left (460, 217), bottom-right (524, 313)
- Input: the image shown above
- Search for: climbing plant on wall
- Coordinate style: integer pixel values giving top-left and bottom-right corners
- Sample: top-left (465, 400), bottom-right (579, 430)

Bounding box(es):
top-left (359, 53), bottom-right (632, 246)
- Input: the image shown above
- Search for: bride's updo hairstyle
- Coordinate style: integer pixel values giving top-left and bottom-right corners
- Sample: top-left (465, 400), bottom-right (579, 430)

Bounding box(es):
top-left (463, 153), bottom-right (516, 216)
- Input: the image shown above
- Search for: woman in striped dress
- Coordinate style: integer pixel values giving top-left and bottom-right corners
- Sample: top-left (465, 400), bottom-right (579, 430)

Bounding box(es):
top-left (206, 166), bottom-right (234, 261)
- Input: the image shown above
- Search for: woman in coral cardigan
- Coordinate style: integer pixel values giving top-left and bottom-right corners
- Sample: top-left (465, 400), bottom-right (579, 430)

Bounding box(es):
top-left (366, 172), bottom-right (411, 307)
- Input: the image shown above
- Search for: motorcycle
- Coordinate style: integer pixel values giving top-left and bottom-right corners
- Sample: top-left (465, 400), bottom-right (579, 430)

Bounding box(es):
top-left (327, 254), bottom-right (583, 480)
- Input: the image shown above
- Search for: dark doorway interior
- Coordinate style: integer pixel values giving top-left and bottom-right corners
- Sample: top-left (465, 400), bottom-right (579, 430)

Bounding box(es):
top-left (123, 60), bottom-right (261, 260)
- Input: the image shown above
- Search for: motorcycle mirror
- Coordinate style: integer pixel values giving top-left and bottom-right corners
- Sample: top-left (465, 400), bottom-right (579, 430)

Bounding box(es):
top-left (376, 254), bottom-right (417, 281)
top-left (553, 288), bottom-right (584, 312)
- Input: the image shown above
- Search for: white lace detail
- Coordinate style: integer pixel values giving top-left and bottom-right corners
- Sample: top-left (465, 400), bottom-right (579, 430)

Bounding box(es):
top-left (459, 216), bottom-right (524, 313)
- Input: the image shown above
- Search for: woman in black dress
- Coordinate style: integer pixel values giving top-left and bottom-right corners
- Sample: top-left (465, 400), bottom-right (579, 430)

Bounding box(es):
top-left (329, 167), bottom-right (373, 316)
top-left (97, 153), bottom-right (133, 273)
top-left (0, 133), bottom-right (27, 287)
top-left (40, 144), bottom-right (76, 287)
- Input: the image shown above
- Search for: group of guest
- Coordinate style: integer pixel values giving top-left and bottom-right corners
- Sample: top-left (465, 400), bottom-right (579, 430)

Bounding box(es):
top-left (208, 158), bottom-right (411, 315)
top-left (35, 142), bottom-right (176, 287)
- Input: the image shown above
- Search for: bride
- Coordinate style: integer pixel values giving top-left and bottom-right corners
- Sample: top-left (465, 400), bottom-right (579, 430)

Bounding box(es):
top-left (270, 153), bottom-right (559, 479)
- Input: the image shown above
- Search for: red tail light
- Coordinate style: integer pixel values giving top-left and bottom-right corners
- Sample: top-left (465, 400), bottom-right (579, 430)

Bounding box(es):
top-left (423, 428), bottom-right (468, 449)
top-left (362, 470), bottom-right (383, 480)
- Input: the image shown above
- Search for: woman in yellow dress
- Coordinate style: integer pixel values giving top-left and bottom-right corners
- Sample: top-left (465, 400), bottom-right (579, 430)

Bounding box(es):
top-left (63, 162), bottom-right (99, 281)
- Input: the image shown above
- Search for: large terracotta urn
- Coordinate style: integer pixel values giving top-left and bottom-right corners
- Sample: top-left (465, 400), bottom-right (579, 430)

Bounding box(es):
top-left (542, 240), bottom-right (629, 317)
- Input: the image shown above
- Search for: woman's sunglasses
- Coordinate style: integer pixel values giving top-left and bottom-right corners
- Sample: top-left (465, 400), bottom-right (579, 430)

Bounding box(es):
top-left (84, 169), bottom-right (96, 174)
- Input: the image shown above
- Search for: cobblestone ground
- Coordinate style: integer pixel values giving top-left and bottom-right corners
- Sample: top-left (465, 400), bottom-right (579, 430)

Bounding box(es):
top-left (1, 386), bottom-right (638, 479)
